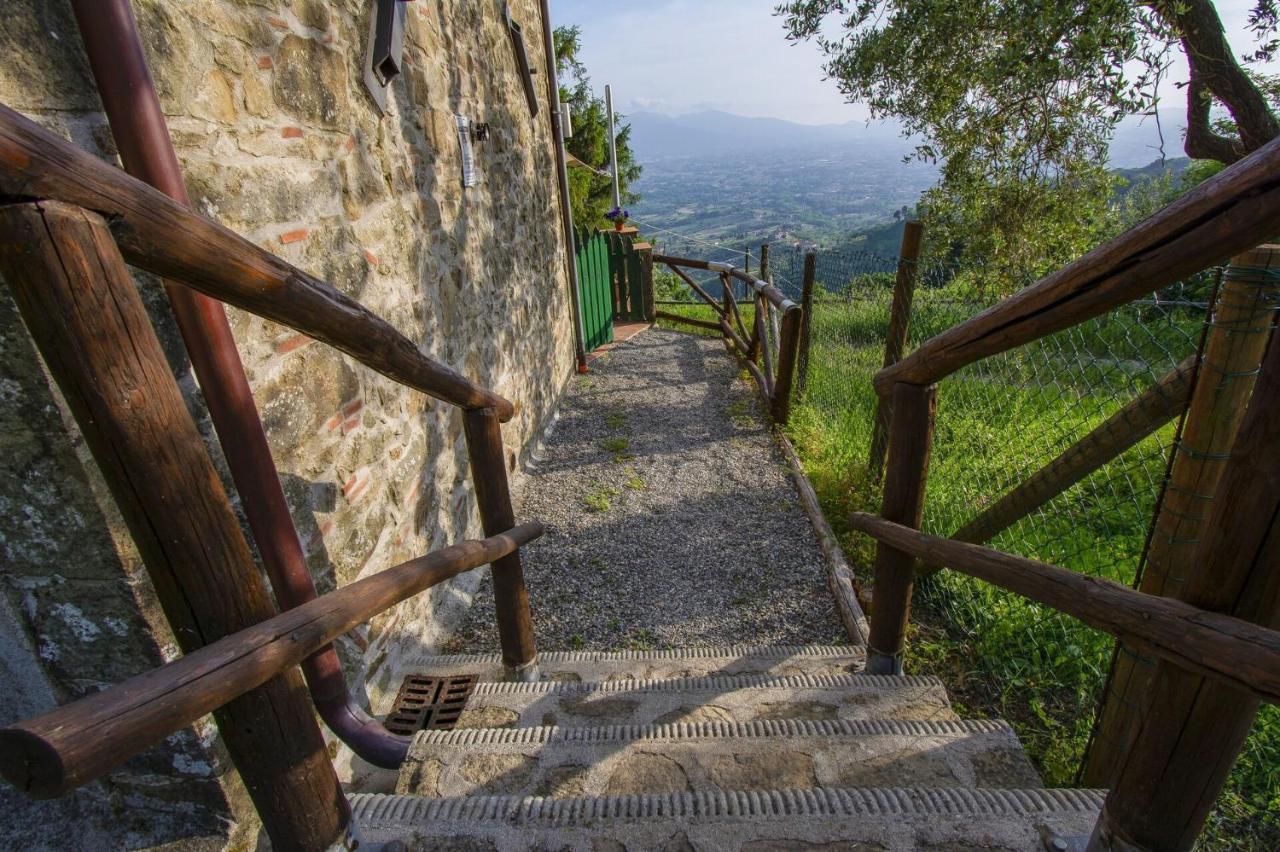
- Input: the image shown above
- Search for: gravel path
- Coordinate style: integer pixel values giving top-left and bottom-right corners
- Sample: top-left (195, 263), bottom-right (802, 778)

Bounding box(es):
top-left (449, 327), bottom-right (844, 653)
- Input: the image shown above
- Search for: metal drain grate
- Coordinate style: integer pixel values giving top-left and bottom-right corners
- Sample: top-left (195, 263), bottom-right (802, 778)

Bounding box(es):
top-left (384, 674), bottom-right (477, 735)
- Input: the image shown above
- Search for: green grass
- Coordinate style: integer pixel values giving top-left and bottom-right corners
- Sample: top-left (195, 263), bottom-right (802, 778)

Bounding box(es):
top-left (665, 288), bottom-right (1277, 848)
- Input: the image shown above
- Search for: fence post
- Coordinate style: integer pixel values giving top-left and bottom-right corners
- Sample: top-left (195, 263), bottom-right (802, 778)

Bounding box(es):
top-left (866, 381), bottom-right (937, 675)
top-left (868, 221), bottom-right (924, 482)
top-left (636, 242), bottom-right (655, 322)
top-left (771, 305), bottom-right (803, 425)
top-left (462, 407), bottom-right (539, 681)
top-left (1089, 295), bottom-right (1280, 852)
top-left (796, 252), bottom-right (817, 400)
top-left (1084, 245), bottom-right (1280, 788)
top-left (0, 201), bottom-right (349, 849)
top-left (759, 243), bottom-right (770, 283)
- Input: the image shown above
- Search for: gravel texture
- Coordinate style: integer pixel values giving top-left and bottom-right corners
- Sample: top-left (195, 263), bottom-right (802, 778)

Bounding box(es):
top-left (450, 328), bottom-right (844, 654)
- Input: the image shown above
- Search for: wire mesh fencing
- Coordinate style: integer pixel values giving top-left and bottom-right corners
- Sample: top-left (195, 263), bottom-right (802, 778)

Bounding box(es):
top-left (640, 221), bottom-right (1279, 844)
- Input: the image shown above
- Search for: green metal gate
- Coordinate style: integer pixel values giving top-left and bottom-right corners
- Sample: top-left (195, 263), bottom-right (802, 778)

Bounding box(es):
top-left (575, 228), bottom-right (614, 351)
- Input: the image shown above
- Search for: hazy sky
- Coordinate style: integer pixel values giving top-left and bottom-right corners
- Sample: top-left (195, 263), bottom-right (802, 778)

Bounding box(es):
top-left (551, 0), bottom-right (1279, 125)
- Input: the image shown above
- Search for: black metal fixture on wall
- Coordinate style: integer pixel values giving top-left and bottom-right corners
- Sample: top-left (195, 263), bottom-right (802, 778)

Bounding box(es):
top-left (364, 0), bottom-right (407, 112)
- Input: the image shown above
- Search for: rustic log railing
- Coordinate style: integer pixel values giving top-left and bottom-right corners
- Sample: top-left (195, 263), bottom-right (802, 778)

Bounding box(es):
top-left (0, 103), bottom-right (543, 850)
top-left (652, 252), bottom-right (804, 424)
top-left (859, 132), bottom-right (1280, 852)
top-left (0, 524), bottom-right (543, 799)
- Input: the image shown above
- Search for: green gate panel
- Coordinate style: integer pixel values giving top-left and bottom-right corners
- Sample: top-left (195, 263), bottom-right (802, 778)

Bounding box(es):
top-left (575, 229), bottom-right (615, 352)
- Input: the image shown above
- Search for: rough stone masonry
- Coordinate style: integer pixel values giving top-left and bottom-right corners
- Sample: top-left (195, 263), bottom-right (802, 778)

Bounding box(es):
top-left (0, 1), bottom-right (575, 847)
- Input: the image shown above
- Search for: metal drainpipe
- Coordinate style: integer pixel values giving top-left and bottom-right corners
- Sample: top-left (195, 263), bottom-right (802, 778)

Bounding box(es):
top-left (71, 0), bottom-right (410, 768)
top-left (537, 0), bottom-right (590, 372)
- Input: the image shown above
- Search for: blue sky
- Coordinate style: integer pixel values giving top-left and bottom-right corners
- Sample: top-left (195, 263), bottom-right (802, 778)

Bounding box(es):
top-left (551, 0), bottom-right (1279, 125)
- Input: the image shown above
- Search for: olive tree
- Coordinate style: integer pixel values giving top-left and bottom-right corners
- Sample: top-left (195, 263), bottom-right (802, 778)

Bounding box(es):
top-left (777, 1), bottom-right (1280, 288)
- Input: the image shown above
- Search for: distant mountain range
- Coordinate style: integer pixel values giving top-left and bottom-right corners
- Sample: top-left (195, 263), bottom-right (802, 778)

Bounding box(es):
top-left (625, 108), bottom-right (1190, 169)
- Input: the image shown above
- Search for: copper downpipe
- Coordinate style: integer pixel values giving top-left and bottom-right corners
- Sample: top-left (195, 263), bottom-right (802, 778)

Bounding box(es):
top-left (70, 0), bottom-right (409, 768)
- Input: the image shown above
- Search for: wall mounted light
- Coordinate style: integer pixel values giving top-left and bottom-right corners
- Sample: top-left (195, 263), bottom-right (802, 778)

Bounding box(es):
top-left (364, 0), bottom-right (407, 113)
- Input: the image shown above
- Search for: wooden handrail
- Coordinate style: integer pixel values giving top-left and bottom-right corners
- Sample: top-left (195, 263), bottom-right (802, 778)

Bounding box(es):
top-left (652, 252), bottom-right (797, 313)
top-left (0, 103), bottom-right (514, 421)
top-left (873, 134), bottom-right (1280, 396)
top-left (0, 524), bottom-right (543, 799)
top-left (663, 262), bottom-right (727, 318)
top-left (848, 512), bottom-right (1280, 703)
top-left (937, 354), bottom-right (1197, 561)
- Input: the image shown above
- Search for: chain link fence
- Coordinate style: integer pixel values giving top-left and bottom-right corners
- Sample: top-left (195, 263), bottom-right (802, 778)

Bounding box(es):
top-left (648, 228), bottom-right (1278, 846)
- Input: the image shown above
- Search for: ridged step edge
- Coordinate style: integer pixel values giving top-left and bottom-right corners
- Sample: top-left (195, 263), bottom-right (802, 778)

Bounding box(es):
top-left (471, 672), bottom-right (942, 696)
top-left (413, 717), bottom-right (1010, 746)
top-left (352, 786), bottom-right (1104, 825)
top-left (421, 643), bottom-right (863, 666)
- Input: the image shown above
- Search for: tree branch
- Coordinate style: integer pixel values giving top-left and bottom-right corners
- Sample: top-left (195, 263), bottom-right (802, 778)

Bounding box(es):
top-left (1157, 0), bottom-right (1279, 160)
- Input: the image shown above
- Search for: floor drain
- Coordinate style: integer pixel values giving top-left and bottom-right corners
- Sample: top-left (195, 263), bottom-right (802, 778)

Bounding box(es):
top-left (384, 674), bottom-right (477, 735)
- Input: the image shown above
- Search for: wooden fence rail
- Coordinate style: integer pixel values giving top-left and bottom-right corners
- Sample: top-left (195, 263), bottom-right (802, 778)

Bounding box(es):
top-left (0, 101), bottom-right (544, 848)
top-left (652, 251), bottom-right (804, 424)
top-left (0, 103), bottom-right (514, 421)
top-left (872, 133), bottom-right (1280, 396)
top-left (0, 524), bottom-right (542, 799)
top-left (849, 513), bottom-right (1280, 703)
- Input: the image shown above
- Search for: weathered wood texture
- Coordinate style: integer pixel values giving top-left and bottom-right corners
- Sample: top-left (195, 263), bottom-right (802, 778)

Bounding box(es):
top-left (665, 262), bottom-right (727, 317)
top-left (723, 271), bottom-right (751, 343)
top-left (796, 252), bottom-right (817, 399)
top-left (730, 267), bottom-right (797, 313)
top-left (656, 310), bottom-right (722, 332)
top-left (777, 432), bottom-right (870, 644)
top-left (755, 294), bottom-right (776, 396)
top-left (868, 221), bottom-right (923, 480)
top-left (720, 317), bottom-right (770, 402)
top-left (650, 252), bottom-right (795, 312)
top-left (945, 354), bottom-right (1197, 553)
top-left (1093, 315), bottom-right (1280, 852)
top-left (771, 305), bottom-right (803, 425)
top-left (0, 103), bottom-right (513, 420)
top-left (873, 136), bottom-right (1280, 396)
top-left (637, 243), bottom-right (656, 322)
top-left (0, 201), bottom-right (347, 849)
top-left (463, 407), bottom-right (538, 676)
top-left (866, 382), bottom-right (937, 675)
top-left (1085, 245), bottom-right (1280, 789)
top-left (0, 525), bottom-right (540, 800)
top-left (848, 512), bottom-right (1280, 704)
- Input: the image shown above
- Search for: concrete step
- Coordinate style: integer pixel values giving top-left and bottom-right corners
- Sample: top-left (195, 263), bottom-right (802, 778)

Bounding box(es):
top-left (354, 786), bottom-right (1103, 851)
top-left (418, 644), bottom-right (864, 683)
top-left (395, 718), bottom-right (1042, 800)
top-left (456, 673), bottom-right (955, 730)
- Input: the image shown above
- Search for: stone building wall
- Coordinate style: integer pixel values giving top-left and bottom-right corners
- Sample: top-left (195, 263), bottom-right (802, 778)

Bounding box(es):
top-left (0, 0), bottom-right (575, 846)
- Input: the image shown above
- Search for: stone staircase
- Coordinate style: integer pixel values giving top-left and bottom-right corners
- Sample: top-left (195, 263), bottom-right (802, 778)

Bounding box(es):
top-left (353, 645), bottom-right (1102, 850)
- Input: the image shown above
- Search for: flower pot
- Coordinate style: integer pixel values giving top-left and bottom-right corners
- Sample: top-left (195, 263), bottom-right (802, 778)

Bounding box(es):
top-left (614, 221), bottom-right (625, 232)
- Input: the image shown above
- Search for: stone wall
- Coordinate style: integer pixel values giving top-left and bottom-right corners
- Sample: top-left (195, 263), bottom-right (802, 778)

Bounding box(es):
top-left (0, 0), bottom-right (575, 846)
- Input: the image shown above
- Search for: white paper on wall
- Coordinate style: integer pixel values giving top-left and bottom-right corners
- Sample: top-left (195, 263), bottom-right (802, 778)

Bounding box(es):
top-left (456, 115), bottom-right (478, 188)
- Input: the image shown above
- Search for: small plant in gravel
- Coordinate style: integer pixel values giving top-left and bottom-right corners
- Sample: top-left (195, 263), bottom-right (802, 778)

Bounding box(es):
top-left (626, 627), bottom-right (660, 651)
top-left (583, 485), bottom-right (618, 512)
top-left (624, 468), bottom-right (646, 490)
top-left (604, 409), bottom-right (628, 430)
top-left (601, 436), bottom-right (634, 463)
top-left (569, 634), bottom-right (585, 650)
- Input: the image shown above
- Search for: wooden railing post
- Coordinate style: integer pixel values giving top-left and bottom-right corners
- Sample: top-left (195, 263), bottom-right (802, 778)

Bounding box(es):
top-left (869, 221), bottom-right (923, 481)
top-left (1085, 246), bottom-right (1280, 787)
top-left (462, 407), bottom-right (539, 681)
top-left (1089, 299), bottom-right (1280, 852)
top-left (636, 241), bottom-right (655, 322)
top-left (771, 305), bottom-right (803, 425)
top-left (865, 381), bottom-right (937, 675)
top-left (0, 201), bottom-right (349, 850)
top-left (796, 252), bottom-right (817, 400)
